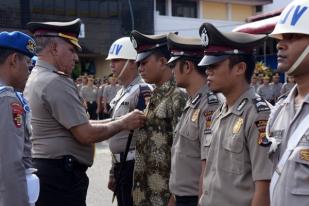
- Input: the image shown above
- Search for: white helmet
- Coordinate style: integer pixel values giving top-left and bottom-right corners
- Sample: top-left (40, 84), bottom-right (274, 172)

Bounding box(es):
top-left (270, 0), bottom-right (309, 39)
top-left (106, 37), bottom-right (137, 60)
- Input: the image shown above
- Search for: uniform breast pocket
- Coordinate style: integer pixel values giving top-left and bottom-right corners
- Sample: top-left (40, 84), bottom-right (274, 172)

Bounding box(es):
top-left (221, 135), bottom-right (245, 174)
top-left (289, 146), bottom-right (309, 196)
top-left (178, 125), bottom-right (200, 157)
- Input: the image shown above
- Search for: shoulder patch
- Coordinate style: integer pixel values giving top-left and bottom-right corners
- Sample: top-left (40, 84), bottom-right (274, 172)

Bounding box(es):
top-left (53, 70), bottom-right (69, 77)
top-left (11, 102), bottom-right (23, 128)
top-left (255, 120), bottom-right (271, 147)
top-left (253, 97), bottom-right (270, 112)
top-left (207, 92), bottom-right (219, 104)
top-left (237, 98), bottom-right (248, 111)
top-left (204, 110), bottom-right (214, 134)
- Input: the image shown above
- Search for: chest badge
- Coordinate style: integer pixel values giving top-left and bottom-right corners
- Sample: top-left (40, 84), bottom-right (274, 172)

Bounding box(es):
top-left (300, 149), bottom-right (309, 161)
top-left (233, 118), bottom-right (243, 134)
top-left (191, 109), bottom-right (200, 123)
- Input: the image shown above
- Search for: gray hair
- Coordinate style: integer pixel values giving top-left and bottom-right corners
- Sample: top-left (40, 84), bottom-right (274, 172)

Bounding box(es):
top-left (34, 36), bottom-right (61, 53)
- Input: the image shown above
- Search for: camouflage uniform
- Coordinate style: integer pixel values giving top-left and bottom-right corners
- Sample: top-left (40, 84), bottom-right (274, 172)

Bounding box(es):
top-left (132, 78), bottom-right (186, 206)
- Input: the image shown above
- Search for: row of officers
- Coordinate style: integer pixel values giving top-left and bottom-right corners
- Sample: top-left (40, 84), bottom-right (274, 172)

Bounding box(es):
top-left (0, 0), bottom-right (308, 206)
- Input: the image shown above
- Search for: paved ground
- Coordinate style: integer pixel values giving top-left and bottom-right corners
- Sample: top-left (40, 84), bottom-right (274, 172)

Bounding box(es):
top-left (86, 142), bottom-right (117, 206)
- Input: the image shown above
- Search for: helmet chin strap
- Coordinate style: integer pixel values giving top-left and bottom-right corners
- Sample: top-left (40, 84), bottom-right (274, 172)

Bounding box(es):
top-left (117, 59), bottom-right (130, 80)
top-left (287, 45), bottom-right (309, 74)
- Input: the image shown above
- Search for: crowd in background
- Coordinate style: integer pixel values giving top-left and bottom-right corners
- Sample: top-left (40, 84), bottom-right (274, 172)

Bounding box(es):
top-left (75, 74), bottom-right (121, 120)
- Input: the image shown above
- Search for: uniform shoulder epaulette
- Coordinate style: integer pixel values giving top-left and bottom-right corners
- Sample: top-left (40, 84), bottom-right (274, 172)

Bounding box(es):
top-left (207, 92), bottom-right (219, 104)
top-left (277, 92), bottom-right (289, 101)
top-left (53, 70), bottom-right (69, 77)
top-left (0, 86), bottom-right (16, 98)
top-left (252, 97), bottom-right (270, 113)
top-left (139, 85), bottom-right (152, 98)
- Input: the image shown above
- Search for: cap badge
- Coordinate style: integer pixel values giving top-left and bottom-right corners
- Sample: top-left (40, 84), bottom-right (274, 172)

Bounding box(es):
top-left (131, 36), bottom-right (137, 49)
top-left (26, 39), bottom-right (36, 54)
top-left (201, 28), bottom-right (209, 47)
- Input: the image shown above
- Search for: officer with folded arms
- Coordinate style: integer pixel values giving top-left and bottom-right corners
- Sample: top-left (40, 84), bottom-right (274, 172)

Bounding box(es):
top-left (24, 18), bottom-right (145, 206)
top-left (0, 31), bottom-right (38, 206)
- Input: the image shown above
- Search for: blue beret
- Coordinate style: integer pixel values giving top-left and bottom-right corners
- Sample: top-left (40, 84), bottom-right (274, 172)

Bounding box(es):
top-left (0, 31), bottom-right (36, 58)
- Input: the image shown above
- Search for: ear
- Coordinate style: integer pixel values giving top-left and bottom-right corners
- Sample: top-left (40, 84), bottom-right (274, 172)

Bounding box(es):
top-left (7, 52), bottom-right (19, 68)
top-left (234, 61), bottom-right (246, 76)
top-left (184, 60), bottom-right (194, 74)
top-left (49, 40), bottom-right (59, 56)
top-left (158, 56), bottom-right (168, 69)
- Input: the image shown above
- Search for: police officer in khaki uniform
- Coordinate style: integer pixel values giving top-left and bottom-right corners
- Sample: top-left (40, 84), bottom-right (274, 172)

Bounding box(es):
top-left (198, 23), bottom-right (273, 206)
top-left (24, 18), bottom-right (146, 206)
top-left (266, 1), bottom-right (309, 205)
top-left (80, 77), bottom-right (98, 119)
top-left (0, 31), bottom-right (37, 206)
top-left (257, 75), bottom-right (275, 104)
top-left (166, 33), bottom-right (221, 206)
top-left (105, 37), bottom-right (152, 206)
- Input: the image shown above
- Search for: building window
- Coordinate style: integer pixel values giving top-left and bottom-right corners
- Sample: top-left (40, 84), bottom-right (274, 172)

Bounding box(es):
top-left (172, 0), bottom-right (197, 18)
top-left (30, 0), bottom-right (119, 18)
top-left (256, 5), bottom-right (262, 13)
top-left (156, 0), bottom-right (166, 15)
top-left (55, 0), bottom-right (65, 15)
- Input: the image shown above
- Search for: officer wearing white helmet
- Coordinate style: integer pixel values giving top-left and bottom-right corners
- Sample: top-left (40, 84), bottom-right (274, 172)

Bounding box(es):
top-left (266, 0), bottom-right (309, 206)
top-left (106, 37), bottom-right (152, 206)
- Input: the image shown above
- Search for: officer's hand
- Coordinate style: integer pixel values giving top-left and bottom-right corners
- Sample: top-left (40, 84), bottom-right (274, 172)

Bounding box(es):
top-left (107, 176), bottom-right (116, 192)
top-left (167, 195), bottom-right (176, 206)
top-left (122, 109), bottom-right (146, 130)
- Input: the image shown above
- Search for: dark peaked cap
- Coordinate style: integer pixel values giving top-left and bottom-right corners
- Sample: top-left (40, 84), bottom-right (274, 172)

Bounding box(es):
top-left (130, 30), bottom-right (168, 63)
top-left (167, 32), bottom-right (204, 64)
top-left (198, 22), bottom-right (266, 66)
top-left (27, 18), bottom-right (81, 49)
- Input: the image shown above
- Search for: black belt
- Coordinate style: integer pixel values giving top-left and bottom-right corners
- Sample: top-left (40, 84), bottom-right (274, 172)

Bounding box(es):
top-left (33, 156), bottom-right (88, 172)
top-left (175, 195), bottom-right (198, 204)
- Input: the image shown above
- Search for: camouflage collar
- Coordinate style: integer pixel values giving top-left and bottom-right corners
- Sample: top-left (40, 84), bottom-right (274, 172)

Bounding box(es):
top-left (153, 77), bottom-right (176, 98)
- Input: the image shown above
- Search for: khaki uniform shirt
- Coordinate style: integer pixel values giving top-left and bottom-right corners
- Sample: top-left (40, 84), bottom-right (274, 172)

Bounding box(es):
top-left (267, 86), bottom-right (309, 206)
top-left (169, 84), bottom-right (221, 196)
top-left (271, 82), bottom-right (283, 101)
top-left (80, 85), bottom-right (98, 102)
top-left (257, 84), bottom-right (274, 102)
top-left (103, 84), bottom-right (121, 104)
top-left (280, 83), bottom-right (296, 96)
top-left (24, 60), bottom-right (92, 166)
top-left (0, 85), bottom-right (31, 206)
top-left (108, 76), bottom-right (152, 154)
top-left (200, 87), bottom-right (273, 206)
top-left (132, 78), bottom-right (187, 206)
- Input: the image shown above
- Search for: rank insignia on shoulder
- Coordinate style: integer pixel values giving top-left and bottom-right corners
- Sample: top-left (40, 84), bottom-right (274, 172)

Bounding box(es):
top-left (207, 92), bottom-right (219, 104)
top-left (53, 70), bottom-right (69, 77)
top-left (253, 97), bottom-right (270, 113)
top-left (255, 120), bottom-right (271, 147)
top-left (191, 93), bottom-right (201, 105)
top-left (191, 109), bottom-right (200, 123)
top-left (237, 98), bottom-right (248, 111)
top-left (299, 149), bottom-right (309, 161)
top-left (204, 110), bottom-right (214, 134)
top-left (233, 117), bottom-right (243, 134)
top-left (11, 102), bottom-right (23, 128)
